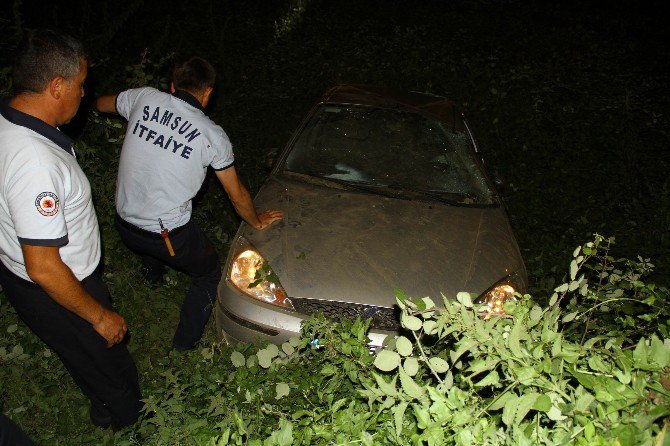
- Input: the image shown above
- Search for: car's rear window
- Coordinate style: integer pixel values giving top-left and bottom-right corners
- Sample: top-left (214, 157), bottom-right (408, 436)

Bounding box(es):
top-left (282, 105), bottom-right (495, 205)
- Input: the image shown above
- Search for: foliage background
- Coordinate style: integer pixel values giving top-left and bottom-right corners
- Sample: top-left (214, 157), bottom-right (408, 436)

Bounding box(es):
top-left (0, 0), bottom-right (669, 444)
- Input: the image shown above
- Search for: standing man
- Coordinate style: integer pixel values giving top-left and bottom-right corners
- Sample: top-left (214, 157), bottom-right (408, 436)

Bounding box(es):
top-left (96, 56), bottom-right (283, 351)
top-left (0, 30), bottom-right (142, 430)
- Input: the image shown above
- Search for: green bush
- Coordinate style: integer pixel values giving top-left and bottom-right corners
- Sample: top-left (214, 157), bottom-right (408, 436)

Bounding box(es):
top-left (125, 238), bottom-right (670, 445)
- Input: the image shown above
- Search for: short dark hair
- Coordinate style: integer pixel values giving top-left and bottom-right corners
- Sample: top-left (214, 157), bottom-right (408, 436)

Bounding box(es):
top-left (12, 29), bottom-right (86, 94)
top-left (172, 56), bottom-right (216, 94)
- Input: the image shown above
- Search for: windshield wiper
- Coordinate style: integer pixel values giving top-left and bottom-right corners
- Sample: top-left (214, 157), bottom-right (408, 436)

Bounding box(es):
top-left (384, 183), bottom-right (476, 206)
top-left (282, 171), bottom-right (479, 205)
top-left (282, 171), bottom-right (387, 194)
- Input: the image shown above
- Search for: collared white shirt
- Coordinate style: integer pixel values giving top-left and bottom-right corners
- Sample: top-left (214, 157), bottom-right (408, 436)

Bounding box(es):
top-left (115, 87), bottom-right (234, 233)
top-left (0, 101), bottom-right (101, 282)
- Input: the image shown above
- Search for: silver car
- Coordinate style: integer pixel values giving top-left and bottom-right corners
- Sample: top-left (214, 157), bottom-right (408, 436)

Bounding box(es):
top-left (216, 85), bottom-right (527, 347)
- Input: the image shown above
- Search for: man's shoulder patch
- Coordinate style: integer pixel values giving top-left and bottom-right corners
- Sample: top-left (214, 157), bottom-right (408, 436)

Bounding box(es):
top-left (35, 191), bottom-right (60, 217)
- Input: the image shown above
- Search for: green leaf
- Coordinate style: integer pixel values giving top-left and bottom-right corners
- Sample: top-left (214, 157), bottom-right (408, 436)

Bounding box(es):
top-left (515, 392), bottom-right (539, 425)
top-left (579, 283), bottom-right (588, 296)
top-left (257, 348), bottom-right (273, 369)
top-left (320, 364), bottom-right (337, 376)
top-left (633, 338), bottom-right (647, 366)
top-left (588, 356), bottom-right (610, 373)
top-left (246, 354), bottom-right (258, 368)
top-left (396, 336), bottom-right (413, 357)
top-left (421, 297), bottom-right (436, 309)
top-left (401, 313), bottom-right (423, 331)
top-left (613, 369), bottom-right (631, 385)
top-left (467, 358), bottom-right (499, 375)
top-left (562, 311), bottom-right (578, 323)
top-left (412, 403), bottom-right (430, 429)
top-left (275, 382), bottom-right (290, 399)
top-left (275, 418), bottom-right (293, 446)
top-left (529, 305), bottom-right (543, 323)
top-left (456, 292), bottom-right (473, 308)
top-left (474, 370), bottom-right (499, 387)
top-left (374, 350), bottom-right (401, 372)
top-left (570, 259), bottom-right (578, 280)
top-left (450, 339), bottom-right (478, 364)
top-left (584, 422), bottom-right (595, 440)
top-left (547, 405), bottom-right (566, 421)
top-left (650, 336), bottom-right (670, 367)
top-left (374, 372), bottom-right (398, 396)
top-left (532, 394), bottom-right (552, 412)
top-left (572, 370), bottom-right (597, 390)
top-left (423, 320), bottom-right (438, 335)
top-left (428, 357), bottom-right (449, 374)
top-left (513, 365), bottom-right (537, 384)
top-left (281, 342), bottom-right (295, 355)
top-left (555, 283), bottom-right (569, 293)
top-left (266, 343), bottom-right (279, 358)
top-left (488, 391), bottom-right (515, 411)
top-left (502, 394), bottom-right (518, 426)
top-left (392, 402), bottom-right (408, 438)
top-left (508, 319), bottom-right (526, 358)
top-left (395, 289), bottom-right (407, 309)
top-left (404, 357), bottom-right (419, 377)
top-left (549, 293), bottom-right (558, 306)
top-left (399, 366), bottom-right (425, 399)
top-left (230, 351), bottom-right (246, 368)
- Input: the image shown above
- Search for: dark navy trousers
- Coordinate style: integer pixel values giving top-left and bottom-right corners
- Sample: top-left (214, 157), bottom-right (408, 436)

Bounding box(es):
top-left (0, 262), bottom-right (142, 431)
top-left (0, 413), bottom-right (34, 446)
top-left (115, 216), bottom-right (221, 350)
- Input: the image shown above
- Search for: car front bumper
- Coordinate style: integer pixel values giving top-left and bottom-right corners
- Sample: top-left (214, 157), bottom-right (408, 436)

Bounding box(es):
top-left (216, 278), bottom-right (391, 347)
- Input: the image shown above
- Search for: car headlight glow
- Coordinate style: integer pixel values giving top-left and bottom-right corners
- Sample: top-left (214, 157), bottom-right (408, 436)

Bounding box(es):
top-left (229, 248), bottom-right (294, 310)
top-left (475, 277), bottom-right (519, 319)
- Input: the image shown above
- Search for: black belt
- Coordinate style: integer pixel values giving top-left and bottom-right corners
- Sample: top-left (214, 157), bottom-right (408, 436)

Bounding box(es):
top-left (114, 214), bottom-right (190, 240)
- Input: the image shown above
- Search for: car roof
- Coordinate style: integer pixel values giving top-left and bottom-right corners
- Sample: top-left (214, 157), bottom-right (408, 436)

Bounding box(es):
top-left (319, 84), bottom-right (464, 131)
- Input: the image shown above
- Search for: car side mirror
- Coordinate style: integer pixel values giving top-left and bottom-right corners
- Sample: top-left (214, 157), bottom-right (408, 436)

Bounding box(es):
top-left (265, 148), bottom-right (280, 172)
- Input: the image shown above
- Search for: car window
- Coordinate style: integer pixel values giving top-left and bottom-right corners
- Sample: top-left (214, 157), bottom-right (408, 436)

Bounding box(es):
top-left (282, 105), bottom-right (495, 205)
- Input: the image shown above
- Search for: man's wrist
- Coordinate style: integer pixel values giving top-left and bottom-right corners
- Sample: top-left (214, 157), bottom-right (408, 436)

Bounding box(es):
top-left (92, 307), bottom-right (106, 326)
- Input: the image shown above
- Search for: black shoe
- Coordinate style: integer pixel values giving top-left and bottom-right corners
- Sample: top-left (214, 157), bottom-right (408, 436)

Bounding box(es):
top-left (171, 343), bottom-right (194, 353)
top-left (143, 270), bottom-right (165, 286)
top-left (141, 261), bottom-right (166, 286)
top-left (90, 405), bottom-right (112, 429)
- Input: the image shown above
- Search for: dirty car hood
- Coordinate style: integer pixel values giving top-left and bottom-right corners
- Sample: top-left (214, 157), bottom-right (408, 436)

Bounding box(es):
top-left (237, 176), bottom-right (526, 308)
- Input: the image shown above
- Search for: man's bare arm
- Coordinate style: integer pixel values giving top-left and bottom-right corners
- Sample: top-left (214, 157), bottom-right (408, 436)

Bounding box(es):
top-left (21, 244), bottom-right (127, 347)
top-left (215, 167), bottom-right (283, 230)
top-left (95, 94), bottom-right (118, 114)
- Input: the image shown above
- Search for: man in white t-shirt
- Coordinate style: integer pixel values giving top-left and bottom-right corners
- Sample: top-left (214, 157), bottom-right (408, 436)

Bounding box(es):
top-left (0, 30), bottom-right (141, 431)
top-left (96, 56), bottom-right (282, 351)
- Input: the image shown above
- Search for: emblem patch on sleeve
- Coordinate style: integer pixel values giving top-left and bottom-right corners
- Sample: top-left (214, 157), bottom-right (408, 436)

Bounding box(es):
top-left (35, 192), bottom-right (60, 216)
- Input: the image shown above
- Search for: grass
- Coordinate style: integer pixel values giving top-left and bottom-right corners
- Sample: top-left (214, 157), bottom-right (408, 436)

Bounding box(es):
top-left (1, 0), bottom-right (668, 443)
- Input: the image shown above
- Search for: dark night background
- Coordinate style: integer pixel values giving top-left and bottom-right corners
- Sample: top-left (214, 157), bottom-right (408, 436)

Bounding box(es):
top-left (0, 0), bottom-right (669, 442)
top-left (2, 0), bottom-right (668, 286)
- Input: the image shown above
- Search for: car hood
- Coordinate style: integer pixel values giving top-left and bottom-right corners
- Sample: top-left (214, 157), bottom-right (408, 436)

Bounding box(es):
top-left (235, 176), bottom-right (526, 308)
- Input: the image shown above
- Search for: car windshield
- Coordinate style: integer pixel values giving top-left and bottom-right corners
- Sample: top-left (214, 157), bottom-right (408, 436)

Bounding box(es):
top-left (282, 105), bottom-right (495, 205)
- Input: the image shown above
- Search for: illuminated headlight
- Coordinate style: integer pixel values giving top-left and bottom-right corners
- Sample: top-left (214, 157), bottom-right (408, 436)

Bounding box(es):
top-left (228, 243), bottom-right (294, 310)
top-left (474, 277), bottom-right (519, 319)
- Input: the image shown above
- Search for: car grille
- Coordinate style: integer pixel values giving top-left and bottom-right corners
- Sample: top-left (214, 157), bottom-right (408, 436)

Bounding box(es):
top-left (291, 297), bottom-right (401, 332)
